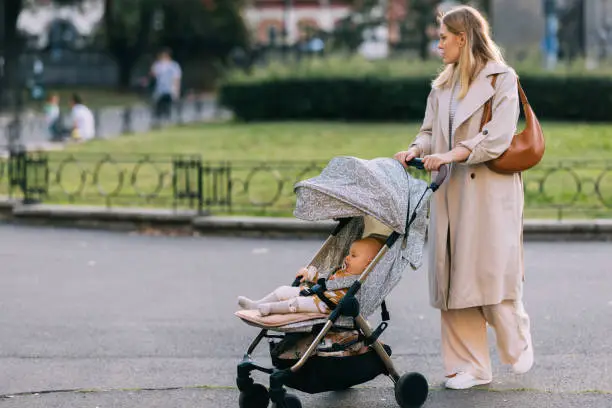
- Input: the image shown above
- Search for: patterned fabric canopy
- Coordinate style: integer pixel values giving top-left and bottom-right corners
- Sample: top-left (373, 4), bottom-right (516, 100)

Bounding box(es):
top-left (284, 157), bottom-right (432, 326)
top-left (294, 156), bottom-right (424, 233)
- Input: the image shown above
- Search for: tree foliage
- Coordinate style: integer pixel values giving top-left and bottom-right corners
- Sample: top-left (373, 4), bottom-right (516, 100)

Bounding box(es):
top-left (101, 0), bottom-right (248, 88)
top-left (330, 0), bottom-right (490, 58)
top-left (2, 0), bottom-right (248, 90)
top-left (157, 0), bottom-right (248, 63)
top-left (102, 0), bottom-right (157, 88)
top-left (330, 0), bottom-right (388, 53)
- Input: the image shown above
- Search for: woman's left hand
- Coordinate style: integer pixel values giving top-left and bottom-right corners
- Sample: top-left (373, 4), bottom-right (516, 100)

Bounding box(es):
top-left (423, 153), bottom-right (453, 171)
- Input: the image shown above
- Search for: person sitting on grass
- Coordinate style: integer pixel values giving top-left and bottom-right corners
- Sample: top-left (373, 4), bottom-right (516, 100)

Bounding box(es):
top-left (69, 93), bottom-right (95, 141)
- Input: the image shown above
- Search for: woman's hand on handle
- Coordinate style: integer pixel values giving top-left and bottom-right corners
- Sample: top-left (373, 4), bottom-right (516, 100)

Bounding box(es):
top-left (423, 147), bottom-right (471, 171)
top-left (394, 147), bottom-right (420, 169)
top-left (423, 153), bottom-right (452, 171)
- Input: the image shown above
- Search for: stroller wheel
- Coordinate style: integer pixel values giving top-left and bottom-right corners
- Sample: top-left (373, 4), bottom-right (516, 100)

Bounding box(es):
top-left (239, 383), bottom-right (270, 408)
top-left (394, 372), bottom-right (428, 408)
top-left (278, 394), bottom-right (302, 408)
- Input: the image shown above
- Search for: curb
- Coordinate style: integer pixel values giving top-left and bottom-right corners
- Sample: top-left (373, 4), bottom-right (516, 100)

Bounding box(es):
top-left (1, 202), bottom-right (198, 233)
top-left (0, 201), bottom-right (611, 241)
top-left (192, 216), bottom-right (334, 238)
top-left (522, 219), bottom-right (612, 241)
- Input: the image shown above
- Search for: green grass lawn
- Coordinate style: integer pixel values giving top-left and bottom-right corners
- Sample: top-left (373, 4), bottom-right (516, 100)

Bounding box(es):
top-left (64, 121), bottom-right (612, 161)
top-left (8, 121), bottom-right (612, 219)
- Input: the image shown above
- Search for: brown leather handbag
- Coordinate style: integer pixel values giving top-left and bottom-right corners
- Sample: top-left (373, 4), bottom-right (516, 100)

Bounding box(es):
top-left (479, 75), bottom-right (545, 174)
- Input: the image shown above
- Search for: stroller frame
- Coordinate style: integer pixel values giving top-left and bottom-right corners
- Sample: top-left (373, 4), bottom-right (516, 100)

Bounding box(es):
top-left (237, 222), bottom-right (425, 408)
top-left (236, 159), bottom-right (446, 408)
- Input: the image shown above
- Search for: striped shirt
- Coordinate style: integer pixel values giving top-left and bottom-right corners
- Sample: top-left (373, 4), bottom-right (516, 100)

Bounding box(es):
top-left (449, 80), bottom-right (461, 149)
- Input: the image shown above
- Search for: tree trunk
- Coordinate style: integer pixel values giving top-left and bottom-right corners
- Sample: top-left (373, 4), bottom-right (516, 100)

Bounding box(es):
top-left (117, 55), bottom-right (137, 89)
top-left (481, 0), bottom-right (491, 16)
top-left (104, 0), bottom-right (155, 90)
top-left (417, 13), bottom-right (430, 60)
top-left (0, 0), bottom-right (24, 110)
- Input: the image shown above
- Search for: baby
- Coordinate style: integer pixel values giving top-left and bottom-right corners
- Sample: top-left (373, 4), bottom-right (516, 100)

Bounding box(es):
top-left (237, 237), bottom-right (384, 316)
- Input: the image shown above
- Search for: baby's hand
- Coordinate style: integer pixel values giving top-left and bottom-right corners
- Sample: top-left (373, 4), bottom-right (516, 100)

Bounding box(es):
top-left (296, 267), bottom-right (309, 282)
top-left (296, 266), bottom-right (318, 282)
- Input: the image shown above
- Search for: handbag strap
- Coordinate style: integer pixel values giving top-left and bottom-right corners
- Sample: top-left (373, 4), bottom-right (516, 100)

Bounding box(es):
top-left (479, 75), bottom-right (530, 132)
top-left (517, 79), bottom-right (530, 106)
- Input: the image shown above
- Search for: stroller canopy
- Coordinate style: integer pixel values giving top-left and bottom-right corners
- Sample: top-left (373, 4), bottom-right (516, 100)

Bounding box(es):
top-left (290, 156), bottom-right (431, 322)
top-left (294, 156), bottom-right (417, 233)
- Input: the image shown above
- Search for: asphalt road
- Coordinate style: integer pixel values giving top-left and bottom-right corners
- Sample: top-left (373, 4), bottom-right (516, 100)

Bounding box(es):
top-left (0, 224), bottom-right (610, 407)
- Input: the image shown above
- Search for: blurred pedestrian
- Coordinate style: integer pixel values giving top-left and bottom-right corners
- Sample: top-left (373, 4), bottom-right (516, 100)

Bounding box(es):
top-left (150, 47), bottom-right (182, 124)
top-left (542, 0), bottom-right (559, 70)
top-left (44, 93), bottom-right (62, 141)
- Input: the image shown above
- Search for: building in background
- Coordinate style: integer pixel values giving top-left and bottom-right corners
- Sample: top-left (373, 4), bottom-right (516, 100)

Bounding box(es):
top-left (12, 0), bottom-right (612, 68)
top-left (583, 0), bottom-right (612, 66)
top-left (18, 0), bottom-right (348, 50)
top-left (17, 0), bottom-right (102, 53)
top-left (243, 0), bottom-right (352, 46)
top-left (489, 0), bottom-right (606, 67)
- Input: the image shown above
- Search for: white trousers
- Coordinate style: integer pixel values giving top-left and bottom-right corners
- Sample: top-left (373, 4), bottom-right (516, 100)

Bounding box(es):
top-left (270, 286), bottom-right (325, 313)
top-left (441, 298), bottom-right (531, 381)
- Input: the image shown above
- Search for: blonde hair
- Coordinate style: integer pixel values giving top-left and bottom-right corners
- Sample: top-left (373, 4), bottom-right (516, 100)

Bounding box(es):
top-left (354, 237), bottom-right (385, 260)
top-left (432, 5), bottom-right (505, 99)
top-left (361, 235), bottom-right (386, 248)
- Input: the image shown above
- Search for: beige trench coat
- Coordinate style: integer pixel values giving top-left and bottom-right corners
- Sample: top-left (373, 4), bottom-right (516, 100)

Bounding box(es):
top-left (410, 61), bottom-right (524, 311)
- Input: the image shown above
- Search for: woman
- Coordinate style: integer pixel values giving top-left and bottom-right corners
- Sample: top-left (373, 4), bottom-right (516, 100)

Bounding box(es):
top-left (394, 6), bottom-right (533, 390)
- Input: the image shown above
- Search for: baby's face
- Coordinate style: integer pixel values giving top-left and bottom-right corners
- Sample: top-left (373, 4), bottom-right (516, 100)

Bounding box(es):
top-left (343, 240), bottom-right (380, 275)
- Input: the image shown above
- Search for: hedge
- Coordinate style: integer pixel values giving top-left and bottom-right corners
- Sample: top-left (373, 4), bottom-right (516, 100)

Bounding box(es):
top-left (219, 76), bottom-right (612, 122)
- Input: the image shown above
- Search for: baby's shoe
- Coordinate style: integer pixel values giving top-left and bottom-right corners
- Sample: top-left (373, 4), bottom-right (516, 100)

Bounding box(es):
top-left (444, 372), bottom-right (491, 390)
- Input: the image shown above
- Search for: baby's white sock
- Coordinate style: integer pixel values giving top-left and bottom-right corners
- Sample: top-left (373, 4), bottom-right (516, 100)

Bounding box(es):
top-left (238, 292), bottom-right (281, 310)
top-left (237, 296), bottom-right (259, 310)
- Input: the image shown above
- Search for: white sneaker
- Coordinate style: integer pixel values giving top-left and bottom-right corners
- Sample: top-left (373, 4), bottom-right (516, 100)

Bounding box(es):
top-left (444, 372), bottom-right (491, 390)
top-left (512, 333), bottom-right (534, 374)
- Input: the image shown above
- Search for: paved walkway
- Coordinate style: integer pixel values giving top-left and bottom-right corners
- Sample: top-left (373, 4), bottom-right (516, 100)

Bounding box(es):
top-left (0, 225), bottom-right (610, 407)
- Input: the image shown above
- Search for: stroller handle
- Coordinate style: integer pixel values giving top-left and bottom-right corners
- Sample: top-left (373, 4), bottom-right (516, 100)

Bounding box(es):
top-left (405, 158), bottom-right (425, 170)
top-left (405, 158), bottom-right (449, 190)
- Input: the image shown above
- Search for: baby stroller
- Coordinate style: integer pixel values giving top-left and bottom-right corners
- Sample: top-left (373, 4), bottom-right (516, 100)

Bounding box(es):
top-left (234, 156), bottom-right (448, 408)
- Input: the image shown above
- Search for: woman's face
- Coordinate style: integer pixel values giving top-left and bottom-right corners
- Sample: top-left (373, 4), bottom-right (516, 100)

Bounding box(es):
top-left (438, 24), bottom-right (464, 64)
